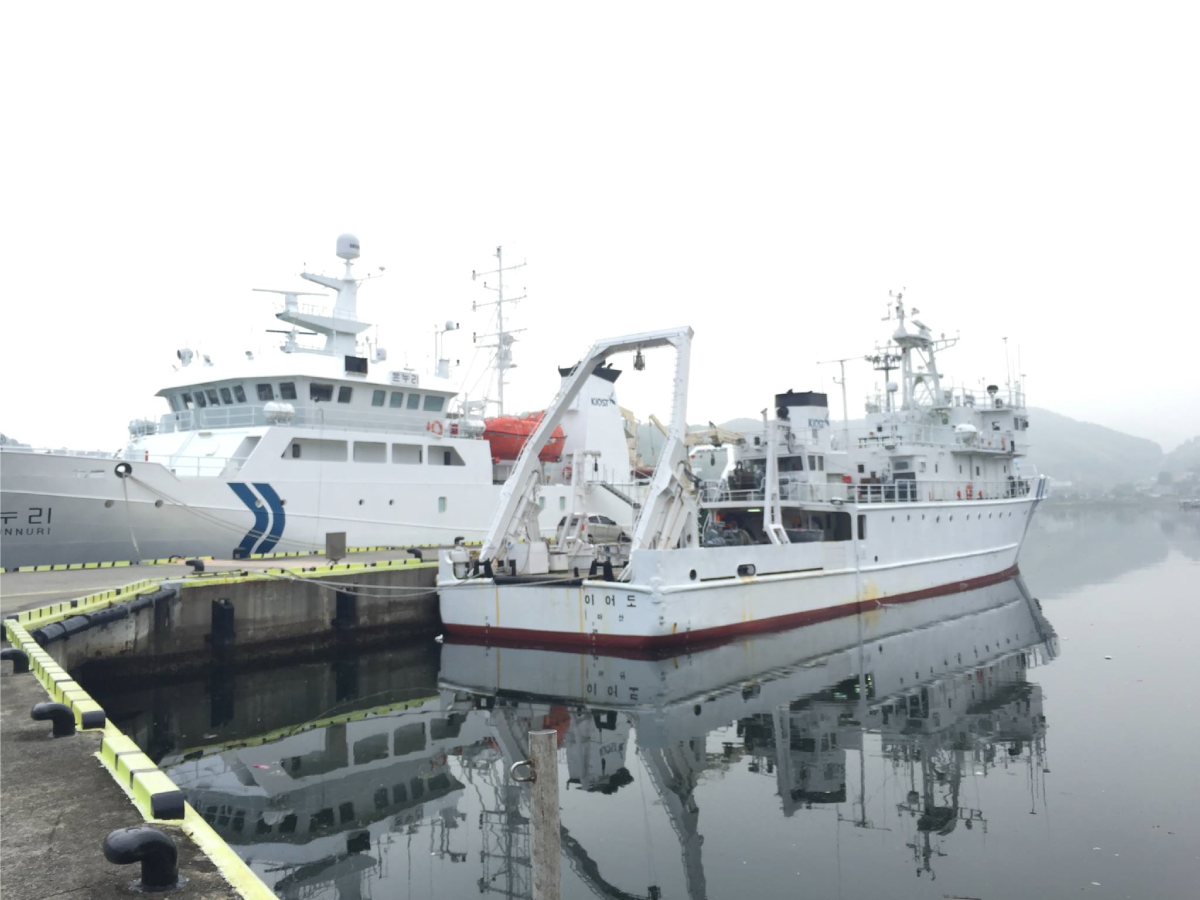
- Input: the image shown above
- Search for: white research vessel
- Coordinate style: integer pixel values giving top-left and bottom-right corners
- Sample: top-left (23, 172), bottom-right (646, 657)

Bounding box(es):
top-left (439, 302), bottom-right (1050, 650)
top-left (0, 237), bottom-right (640, 568)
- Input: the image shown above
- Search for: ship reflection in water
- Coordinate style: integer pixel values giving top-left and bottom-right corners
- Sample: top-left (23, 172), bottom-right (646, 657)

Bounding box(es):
top-left (96, 578), bottom-right (1056, 900)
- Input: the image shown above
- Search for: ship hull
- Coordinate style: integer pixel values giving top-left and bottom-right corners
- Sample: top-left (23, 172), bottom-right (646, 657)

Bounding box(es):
top-left (0, 450), bottom-right (639, 568)
top-left (439, 491), bottom-right (1046, 651)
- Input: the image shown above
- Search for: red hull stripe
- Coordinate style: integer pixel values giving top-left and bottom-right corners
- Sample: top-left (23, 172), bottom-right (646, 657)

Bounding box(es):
top-left (443, 565), bottom-right (1021, 658)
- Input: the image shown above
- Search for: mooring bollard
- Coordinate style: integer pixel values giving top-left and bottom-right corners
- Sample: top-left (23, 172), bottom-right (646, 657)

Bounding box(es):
top-left (1, 647), bottom-right (30, 673)
top-left (510, 729), bottom-right (561, 900)
top-left (31, 702), bottom-right (76, 737)
top-left (103, 826), bottom-right (179, 890)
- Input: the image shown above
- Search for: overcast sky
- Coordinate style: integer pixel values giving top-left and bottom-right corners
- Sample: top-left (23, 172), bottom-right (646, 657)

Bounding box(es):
top-left (2, 3), bottom-right (1197, 453)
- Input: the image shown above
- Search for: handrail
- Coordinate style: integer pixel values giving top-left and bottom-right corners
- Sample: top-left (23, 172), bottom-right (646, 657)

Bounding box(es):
top-left (702, 476), bottom-right (1037, 506)
top-left (131, 404), bottom-right (483, 439)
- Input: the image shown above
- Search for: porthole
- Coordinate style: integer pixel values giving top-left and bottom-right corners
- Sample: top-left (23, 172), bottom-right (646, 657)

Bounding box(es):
top-left (906, 514), bottom-right (911, 521)
top-left (891, 515), bottom-right (895, 523)
top-left (389, 499), bottom-right (394, 506)
top-left (936, 515), bottom-right (940, 523)
top-left (949, 515), bottom-right (953, 522)
top-left (689, 569), bottom-right (697, 581)
top-left (280, 499), bottom-right (287, 506)
top-left (154, 499), bottom-right (164, 508)
top-left (254, 499), bottom-right (262, 508)
top-left (874, 555), bottom-right (879, 562)
top-left (358, 499), bottom-right (364, 506)
top-left (104, 499), bottom-right (115, 509)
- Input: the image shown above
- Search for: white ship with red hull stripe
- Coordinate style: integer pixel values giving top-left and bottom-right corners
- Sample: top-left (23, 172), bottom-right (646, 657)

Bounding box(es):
top-left (439, 297), bottom-right (1048, 649)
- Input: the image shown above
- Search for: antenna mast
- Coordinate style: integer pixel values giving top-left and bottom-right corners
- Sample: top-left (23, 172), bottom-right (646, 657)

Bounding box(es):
top-left (818, 355), bottom-right (858, 453)
top-left (472, 246), bottom-right (527, 416)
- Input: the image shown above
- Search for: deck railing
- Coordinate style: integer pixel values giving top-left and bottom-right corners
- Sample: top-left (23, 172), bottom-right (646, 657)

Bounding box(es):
top-left (131, 404), bottom-right (481, 439)
top-left (702, 476), bottom-right (1038, 506)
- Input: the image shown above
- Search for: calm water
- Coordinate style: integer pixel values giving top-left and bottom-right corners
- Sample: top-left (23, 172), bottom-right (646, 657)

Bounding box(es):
top-left (90, 503), bottom-right (1200, 900)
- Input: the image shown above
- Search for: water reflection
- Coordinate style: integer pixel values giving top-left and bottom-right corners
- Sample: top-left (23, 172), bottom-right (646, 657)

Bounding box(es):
top-left (95, 575), bottom-right (1058, 899)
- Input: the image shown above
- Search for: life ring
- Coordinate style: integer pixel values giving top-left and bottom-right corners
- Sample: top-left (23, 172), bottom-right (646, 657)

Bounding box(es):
top-left (114, 462), bottom-right (132, 478)
top-left (427, 419), bottom-right (444, 436)
top-left (563, 465), bottom-right (573, 482)
top-left (965, 483), bottom-right (974, 499)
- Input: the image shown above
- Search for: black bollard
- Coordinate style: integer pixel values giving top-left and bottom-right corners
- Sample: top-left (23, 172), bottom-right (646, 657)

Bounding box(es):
top-left (1, 647), bottom-right (29, 674)
top-left (103, 827), bottom-right (179, 890)
top-left (31, 702), bottom-right (75, 737)
top-left (184, 558), bottom-right (204, 573)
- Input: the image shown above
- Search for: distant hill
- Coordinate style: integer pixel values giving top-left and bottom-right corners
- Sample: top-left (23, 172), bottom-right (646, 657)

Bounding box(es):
top-left (1022, 408), bottom-right (1162, 487)
top-left (634, 408), bottom-right (1166, 489)
top-left (1161, 436), bottom-right (1200, 476)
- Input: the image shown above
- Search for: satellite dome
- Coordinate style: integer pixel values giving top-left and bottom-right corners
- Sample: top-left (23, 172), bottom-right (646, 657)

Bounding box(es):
top-left (336, 234), bottom-right (361, 261)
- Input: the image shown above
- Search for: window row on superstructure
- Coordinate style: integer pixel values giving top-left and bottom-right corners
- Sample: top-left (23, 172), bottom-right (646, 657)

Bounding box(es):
top-left (168, 381), bottom-right (447, 414)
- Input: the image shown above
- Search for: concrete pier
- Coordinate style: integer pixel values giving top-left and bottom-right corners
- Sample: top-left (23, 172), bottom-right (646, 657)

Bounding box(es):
top-left (0, 663), bottom-right (241, 900)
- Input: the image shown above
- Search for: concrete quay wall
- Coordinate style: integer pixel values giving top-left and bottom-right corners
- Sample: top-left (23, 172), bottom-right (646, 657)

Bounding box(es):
top-left (23, 561), bottom-right (439, 679)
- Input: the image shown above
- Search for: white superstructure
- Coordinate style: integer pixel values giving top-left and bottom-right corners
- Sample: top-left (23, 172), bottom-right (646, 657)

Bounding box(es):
top-left (0, 238), bottom-right (640, 568)
top-left (439, 298), bottom-right (1050, 650)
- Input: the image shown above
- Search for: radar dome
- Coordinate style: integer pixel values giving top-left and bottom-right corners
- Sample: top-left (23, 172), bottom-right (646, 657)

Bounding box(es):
top-left (336, 234), bottom-right (361, 261)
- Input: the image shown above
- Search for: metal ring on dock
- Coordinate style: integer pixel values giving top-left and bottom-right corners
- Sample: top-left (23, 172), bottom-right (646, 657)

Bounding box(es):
top-left (509, 759), bottom-right (536, 783)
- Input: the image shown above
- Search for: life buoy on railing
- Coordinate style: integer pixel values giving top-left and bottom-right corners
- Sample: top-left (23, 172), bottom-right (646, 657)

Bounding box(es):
top-left (562, 465), bottom-right (573, 483)
top-left (427, 419), bottom-right (444, 436)
top-left (965, 483), bottom-right (974, 499)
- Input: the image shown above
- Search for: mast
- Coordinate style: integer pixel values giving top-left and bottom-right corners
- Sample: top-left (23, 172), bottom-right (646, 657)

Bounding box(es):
top-left (473, 246), bottom-right (527, 416)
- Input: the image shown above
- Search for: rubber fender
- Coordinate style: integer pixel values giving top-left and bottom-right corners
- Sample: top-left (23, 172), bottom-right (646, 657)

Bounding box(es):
top-left (102, 827), bottom-right (179, 890)
top-left (59, 615), bottom-right (93, 638)
top-left (89, 605), bottom-right (131, 628)
top-left (33, 623), bottom-right (66, 646)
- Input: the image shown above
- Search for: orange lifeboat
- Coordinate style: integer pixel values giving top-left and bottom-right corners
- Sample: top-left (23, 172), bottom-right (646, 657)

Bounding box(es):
top-left (483, 412), bottom-right (566, 462)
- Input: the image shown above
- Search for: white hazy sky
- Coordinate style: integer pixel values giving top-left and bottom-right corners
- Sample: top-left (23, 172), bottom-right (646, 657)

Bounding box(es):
top-left (2, 2), bottom-right (1197, 452)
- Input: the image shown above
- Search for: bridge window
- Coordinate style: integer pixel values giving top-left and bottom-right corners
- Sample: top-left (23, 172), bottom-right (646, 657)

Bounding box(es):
top-left (394, 723), bottom-right (425, 754)
top-left (352, 733), bottom-right (388, 765)
top-left (423, 394), bottom-right (445, 412)
top-left (284, 438), bottom-right (346, 461)
top-left (233, 385), bottom-right (247, 403)
top-left (817, 456), bottom-right (825, 471)
top-left (280, 382), bottom-right (297, 401)
top-left (195, 391), bottom-right (207, 408)
top-left (808, 455), bottom-right (816, 470)
top-left (372, 390), bottom-right (386, 407)
top-left (392, 443), bottom-right (422, 464)
top-left (389, 391), bottom-right (404, 408)
top-left (310, 383), bottom-right (334, 402)
top-left (205, 389), bottom-right (220, 406)
top-left (353, 441), bottom-right (386, 463)
top-left (337, 386), bottom-right (353, 404)
top-left (219, 387), bottom-right (233, 404)
top-left (407, 393), bottom-right (421, 410)
top-left (429, 447), bottom-right (465, 467)
top-left (181, 393), bottom-right (194, 410)
top-left (256, 383), bottom-right (274, 401)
